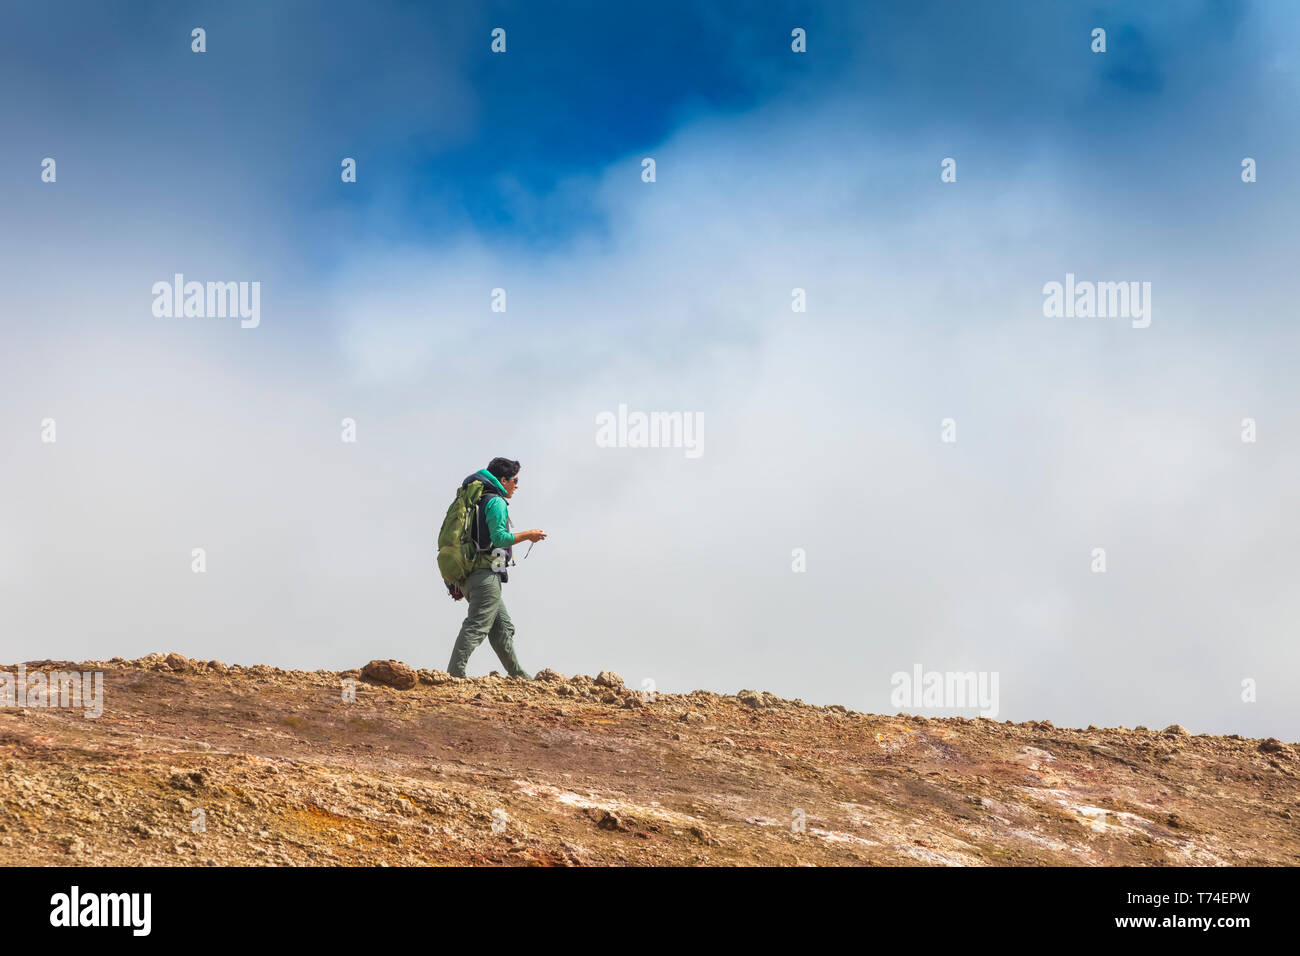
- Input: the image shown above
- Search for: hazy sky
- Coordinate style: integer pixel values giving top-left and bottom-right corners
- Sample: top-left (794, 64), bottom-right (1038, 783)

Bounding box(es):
top-left (2, 1), bottom-right (1298, 738)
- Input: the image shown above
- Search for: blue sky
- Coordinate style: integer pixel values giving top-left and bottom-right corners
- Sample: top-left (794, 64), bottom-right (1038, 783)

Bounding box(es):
top-left (2, 1), bottom-right (1299, 738)
top-left (7, 1), bottom-right (1286, 249)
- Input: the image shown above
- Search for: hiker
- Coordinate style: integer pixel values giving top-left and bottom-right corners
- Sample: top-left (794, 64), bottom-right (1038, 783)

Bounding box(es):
top-left (443, 458), bottom-right (546, 679)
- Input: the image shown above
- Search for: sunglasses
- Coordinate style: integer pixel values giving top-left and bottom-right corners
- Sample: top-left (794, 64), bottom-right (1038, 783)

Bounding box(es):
top-left (504, 475), bottom-right (519, 484)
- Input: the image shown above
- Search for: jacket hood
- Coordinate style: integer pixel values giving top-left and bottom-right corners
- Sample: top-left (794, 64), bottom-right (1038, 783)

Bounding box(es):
top-left (464, 469), bottom-right (507, 497)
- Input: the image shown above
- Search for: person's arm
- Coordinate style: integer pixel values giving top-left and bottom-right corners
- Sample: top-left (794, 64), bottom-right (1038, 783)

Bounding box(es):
top-left (484, 497), bottom-right (545, 547)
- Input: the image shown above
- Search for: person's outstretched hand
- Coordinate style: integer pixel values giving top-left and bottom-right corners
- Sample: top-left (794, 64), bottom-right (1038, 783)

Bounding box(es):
top-left (519, 529), bottom-right (547, 543)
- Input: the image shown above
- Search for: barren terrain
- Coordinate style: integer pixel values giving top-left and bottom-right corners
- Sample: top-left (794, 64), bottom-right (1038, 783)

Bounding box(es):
top-left (1, 655), bottom-right (1296, 866)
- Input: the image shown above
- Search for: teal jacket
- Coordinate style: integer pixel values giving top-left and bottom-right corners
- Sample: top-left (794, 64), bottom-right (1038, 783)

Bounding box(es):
top-left (474, 469), bottom-right (514, 549)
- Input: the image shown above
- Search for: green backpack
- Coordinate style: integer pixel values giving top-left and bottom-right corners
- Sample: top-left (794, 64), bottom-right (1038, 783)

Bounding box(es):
top-left (436, 481), bottom-right (484, 588)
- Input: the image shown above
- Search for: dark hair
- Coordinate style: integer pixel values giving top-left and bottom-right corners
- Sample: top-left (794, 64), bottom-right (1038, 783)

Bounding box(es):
top-left (487, 457), bottom-right (521, 480)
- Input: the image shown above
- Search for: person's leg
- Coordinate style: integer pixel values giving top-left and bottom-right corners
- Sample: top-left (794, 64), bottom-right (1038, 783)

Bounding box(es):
top-left (487, 594), bottom-right (529, 679)
top-left (447, 569), bottom-right (500, 677)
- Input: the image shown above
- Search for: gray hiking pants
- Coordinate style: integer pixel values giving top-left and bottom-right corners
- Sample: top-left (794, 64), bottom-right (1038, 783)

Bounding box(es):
top-left (447, 568), bottom-right (528, 678)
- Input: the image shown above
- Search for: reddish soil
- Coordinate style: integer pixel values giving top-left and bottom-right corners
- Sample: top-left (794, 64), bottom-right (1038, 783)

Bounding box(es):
top-left (1, 655), bottom-right (1296, 866)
